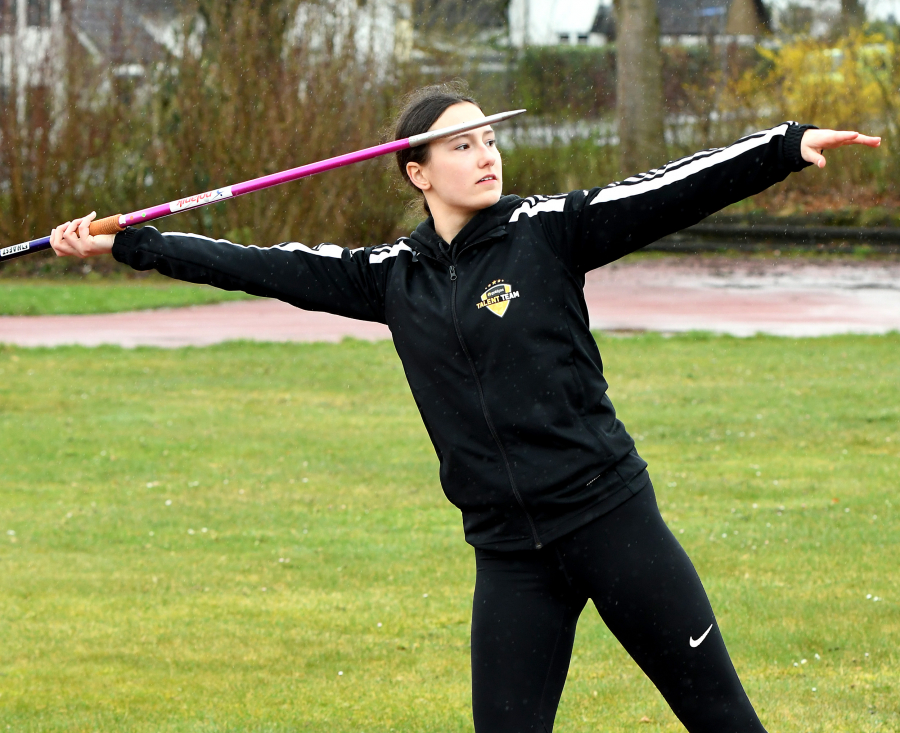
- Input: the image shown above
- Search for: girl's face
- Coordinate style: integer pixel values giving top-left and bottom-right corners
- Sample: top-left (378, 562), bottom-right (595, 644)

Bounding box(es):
top-left (407, 102), bottom-right (503, 217)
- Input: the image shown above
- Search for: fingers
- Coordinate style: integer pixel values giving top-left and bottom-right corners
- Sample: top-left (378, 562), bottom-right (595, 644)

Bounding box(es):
top-left (62, 216), bottom-right (87, 258)
top-left (77, 211), bottom-right (99, 256)
top-left (77, 211), bottom-right (97, 241)
top-left (850, 133), bottom-right (882, 148)
top-left (823, 131), bottom-right (883, 148)
top-left (50, 222), bottom-right (72, 257)
top-left (808, 130), bottom-right (882, 150)
top-left (51, 212), bottom-right (97, 258)
top-left (823, 130), bottom-right (859, 146)
top-left (804, 130), bottom-right (856, 150)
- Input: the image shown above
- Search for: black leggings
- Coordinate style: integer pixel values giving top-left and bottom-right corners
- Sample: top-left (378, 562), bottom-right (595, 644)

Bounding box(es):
top-left (471, 482), bottom-right (767, 733)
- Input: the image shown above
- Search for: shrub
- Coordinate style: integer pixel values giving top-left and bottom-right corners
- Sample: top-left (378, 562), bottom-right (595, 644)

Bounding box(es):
top-left (724, 29), bottom-right (900, 195)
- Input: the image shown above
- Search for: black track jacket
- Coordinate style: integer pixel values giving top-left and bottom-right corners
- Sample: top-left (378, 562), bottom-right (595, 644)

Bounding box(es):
top-left (113, 122), bottom-right (814, 551)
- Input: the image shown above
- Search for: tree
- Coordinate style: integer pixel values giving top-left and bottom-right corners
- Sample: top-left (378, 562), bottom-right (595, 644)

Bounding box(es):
top-left (841, 0), bottom-right (866, 29)
top-left (613, 0), bottom-right (666, 175)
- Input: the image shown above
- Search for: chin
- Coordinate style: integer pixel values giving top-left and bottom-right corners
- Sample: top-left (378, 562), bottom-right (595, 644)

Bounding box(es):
top-left (477, 189), bottom-right (503, 208)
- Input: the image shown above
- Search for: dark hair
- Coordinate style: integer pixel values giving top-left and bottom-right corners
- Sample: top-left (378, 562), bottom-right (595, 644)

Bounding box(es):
top-left (393, 81), bottom-right (481, 215)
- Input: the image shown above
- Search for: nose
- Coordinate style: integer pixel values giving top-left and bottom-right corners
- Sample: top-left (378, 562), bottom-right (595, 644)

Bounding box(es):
top-left (478, 139), bottom-right (499, 166)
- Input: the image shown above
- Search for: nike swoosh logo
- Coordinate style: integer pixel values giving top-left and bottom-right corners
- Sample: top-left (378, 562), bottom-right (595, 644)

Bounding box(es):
top-left (689, 623), bottom-right (714, 648)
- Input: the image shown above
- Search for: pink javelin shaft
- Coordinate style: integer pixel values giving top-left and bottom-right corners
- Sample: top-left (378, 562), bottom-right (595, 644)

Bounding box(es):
top-left (0, 109), bottom-right (525, 262)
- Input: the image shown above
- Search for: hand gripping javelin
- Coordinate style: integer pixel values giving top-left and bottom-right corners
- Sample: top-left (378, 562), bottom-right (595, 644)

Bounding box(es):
top-left (0, 109), bottom-right (526, 263)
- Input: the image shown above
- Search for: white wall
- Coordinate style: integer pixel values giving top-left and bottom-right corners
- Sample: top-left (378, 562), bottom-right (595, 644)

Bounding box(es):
top-left (867, 0), bottom-right (900, 17)
top-left (509, 0), bottom-right (609, 47)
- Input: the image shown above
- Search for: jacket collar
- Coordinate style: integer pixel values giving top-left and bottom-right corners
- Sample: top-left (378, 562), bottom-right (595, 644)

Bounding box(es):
top-left (408, 194), bottom-right (521, 262)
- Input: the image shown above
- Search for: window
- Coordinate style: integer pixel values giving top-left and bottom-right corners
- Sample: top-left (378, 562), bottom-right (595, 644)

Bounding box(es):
top-left (27, 0), bottom-right (51, 28)
top-left (558, 33), bottom-right (570, 44)
top-left (577, 33), bottom-right (589, 44)
top-left (0, 0), bottom-right (17, 34)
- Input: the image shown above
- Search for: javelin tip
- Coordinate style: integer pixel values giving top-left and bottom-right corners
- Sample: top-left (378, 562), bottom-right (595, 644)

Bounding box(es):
top-left (408, 108), bottom-right (527, 147)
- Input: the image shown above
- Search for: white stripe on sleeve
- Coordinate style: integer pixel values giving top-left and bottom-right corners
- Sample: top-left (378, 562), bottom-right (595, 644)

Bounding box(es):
top-left (272, 241), bottom-right (345, 258)
top-left (162, 232), bottom-right (347, 258)
top-left (369, 242), bottom-right (413, 264)
top-left (509, 195), bottom-right (567, 222)
top-left (588, 124), bottom-right (790, 206)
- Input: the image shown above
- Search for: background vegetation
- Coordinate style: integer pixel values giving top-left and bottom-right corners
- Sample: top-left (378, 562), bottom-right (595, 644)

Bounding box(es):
top-left (1, 334), bottom-right (898, 731)
top-left (2, 1), bottom-right (900, 279)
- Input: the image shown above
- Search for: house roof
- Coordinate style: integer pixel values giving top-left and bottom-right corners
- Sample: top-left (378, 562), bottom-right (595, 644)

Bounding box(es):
top-left (70, 0), bottom-right (185, 65)
top-left (591, 5), bottom-right (614, 36)
top-left (656, 0), bottom-right (769, 36)
top-left (592, 0), bottom-right (769, 38)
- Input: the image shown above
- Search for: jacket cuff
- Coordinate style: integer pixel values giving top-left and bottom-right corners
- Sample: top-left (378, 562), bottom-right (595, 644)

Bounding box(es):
top-left (111, 226), bottom-right (142, 265)
top-left (785, 123), bottom-right (818, 171)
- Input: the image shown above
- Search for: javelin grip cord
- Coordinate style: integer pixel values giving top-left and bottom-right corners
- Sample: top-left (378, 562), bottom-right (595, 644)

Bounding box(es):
top-left (90, 214), bottom-right (126, 236)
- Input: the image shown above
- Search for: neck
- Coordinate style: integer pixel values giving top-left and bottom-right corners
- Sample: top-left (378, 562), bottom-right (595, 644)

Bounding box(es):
top-left (428, 199), bottom-right (478, 245)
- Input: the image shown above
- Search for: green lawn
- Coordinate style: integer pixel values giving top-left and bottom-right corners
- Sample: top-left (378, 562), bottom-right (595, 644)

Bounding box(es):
top-left (0, 280), bottom-right (254, 315)
top-left (0, 334), bottom-right (897, 732)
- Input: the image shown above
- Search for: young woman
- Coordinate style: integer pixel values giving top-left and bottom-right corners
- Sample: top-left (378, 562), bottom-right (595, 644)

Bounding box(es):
top-left (51, 85), bottom-right (880, 732)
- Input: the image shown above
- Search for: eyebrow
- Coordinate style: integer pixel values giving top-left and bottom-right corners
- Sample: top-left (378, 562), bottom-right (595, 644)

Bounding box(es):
top-left (443, 127), bottom-right (496, 143)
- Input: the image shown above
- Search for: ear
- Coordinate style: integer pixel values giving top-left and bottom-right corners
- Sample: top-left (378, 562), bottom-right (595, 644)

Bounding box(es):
top-left (406, 161), bottom-right (432, 192)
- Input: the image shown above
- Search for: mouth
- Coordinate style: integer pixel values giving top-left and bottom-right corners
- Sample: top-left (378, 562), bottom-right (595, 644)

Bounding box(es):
top-left (477, 174), bottom-right (498, 185)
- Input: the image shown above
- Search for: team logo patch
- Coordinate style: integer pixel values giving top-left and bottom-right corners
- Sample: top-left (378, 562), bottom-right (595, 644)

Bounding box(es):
top-left (476, 280), bottom-right (520, 318)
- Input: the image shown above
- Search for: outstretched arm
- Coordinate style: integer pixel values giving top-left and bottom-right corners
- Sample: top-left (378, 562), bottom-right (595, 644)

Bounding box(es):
top-left (534, 124), bottom-right (880, 275)
top-left (50, 214), bottom-right (405, 323)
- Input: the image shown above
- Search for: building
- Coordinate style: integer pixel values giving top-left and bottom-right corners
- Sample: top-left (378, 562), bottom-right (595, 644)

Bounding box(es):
top-left (657, 0), bottom-right (769, 44)
top-left (71, 0), bottom-right (183, 69)
top-left (0, 0), bottom-right (193, 105)
top-left (509, 0), bottom-right (770, 47)
top-left (1, 0), bottom-right (414, 104)
top-left (509, 0), bottom-right (609, 47)
top-left (1, 0), bottom-right (63, 93)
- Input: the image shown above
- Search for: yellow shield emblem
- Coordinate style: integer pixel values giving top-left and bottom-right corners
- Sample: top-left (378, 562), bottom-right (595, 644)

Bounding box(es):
top-left (481, 283), bottom-right (512, 318)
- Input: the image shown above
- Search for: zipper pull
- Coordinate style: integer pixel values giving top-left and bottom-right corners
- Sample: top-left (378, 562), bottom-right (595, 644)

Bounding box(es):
top-left (449, 265), bottom-right (457, 281)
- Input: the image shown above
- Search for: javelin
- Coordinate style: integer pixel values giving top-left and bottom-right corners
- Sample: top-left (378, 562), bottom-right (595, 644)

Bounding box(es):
top-left (0, 109), bottom-right (526, 263)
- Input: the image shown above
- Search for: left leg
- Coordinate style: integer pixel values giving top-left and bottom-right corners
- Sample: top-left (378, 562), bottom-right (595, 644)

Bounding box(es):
top-left (554, 482), bottom-right (767, 733)
top-left (470, 545), bottom-right (588, 732)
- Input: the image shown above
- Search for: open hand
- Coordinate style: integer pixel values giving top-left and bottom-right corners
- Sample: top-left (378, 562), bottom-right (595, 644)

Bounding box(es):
top-left (801, 129), bottom-right (881, 169)
top-left (50, 212), bottom-right (116, 258)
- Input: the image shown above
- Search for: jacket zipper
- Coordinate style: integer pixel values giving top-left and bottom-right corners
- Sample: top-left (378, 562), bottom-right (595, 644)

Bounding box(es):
top-left (447, 263), bottom-right (544, 549)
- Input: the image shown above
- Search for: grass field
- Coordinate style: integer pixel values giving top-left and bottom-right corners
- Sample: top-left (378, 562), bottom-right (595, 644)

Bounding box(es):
top-left (0, 280), bottom-right (254, 315)
top-left (0, 334), bottom-right (898, 732)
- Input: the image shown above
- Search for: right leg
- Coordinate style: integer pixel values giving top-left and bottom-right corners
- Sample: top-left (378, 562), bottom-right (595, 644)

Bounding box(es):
top-left (471, 546), bottom-right (588, 733)
top-left (556, 484), bottom-right (767, 733)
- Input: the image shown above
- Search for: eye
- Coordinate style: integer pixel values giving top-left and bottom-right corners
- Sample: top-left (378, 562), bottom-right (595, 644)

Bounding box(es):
top-left (487, 139), bottom-right (496, 147)
top-left (455, 142), bottom-right (469, 150)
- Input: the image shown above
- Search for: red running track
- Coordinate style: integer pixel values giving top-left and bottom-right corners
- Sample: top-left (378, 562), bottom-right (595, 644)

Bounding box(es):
top-left (2, 257), bottom-right (899, 348)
